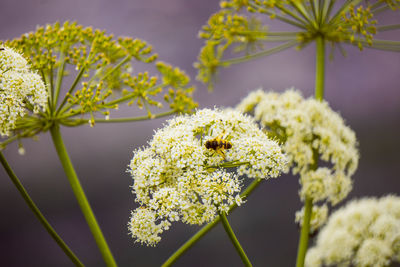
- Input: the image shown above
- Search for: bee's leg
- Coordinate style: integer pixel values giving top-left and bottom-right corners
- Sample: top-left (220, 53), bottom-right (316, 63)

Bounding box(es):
top-left (216, 149), bottom-right (226, 160)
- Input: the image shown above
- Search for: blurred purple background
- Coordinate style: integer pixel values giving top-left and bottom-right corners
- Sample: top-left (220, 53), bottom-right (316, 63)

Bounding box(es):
top-left (1, 0), bottom-right (400, 266)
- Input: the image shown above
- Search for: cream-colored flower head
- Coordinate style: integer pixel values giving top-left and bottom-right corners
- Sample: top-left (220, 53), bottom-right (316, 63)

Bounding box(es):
top-left (128, 108), bottom-right (287, 246)
top-left (237, 89), bottom-right (359, 207)
top-left (306, 195), bottom-right (400, 267)
top-left (0, 47), bottom-right (47, 136)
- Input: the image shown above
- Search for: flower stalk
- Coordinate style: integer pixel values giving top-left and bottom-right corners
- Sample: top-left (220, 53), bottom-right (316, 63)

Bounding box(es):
top-left (162, 178), bottom-right (262, 267)
top-left (315, 36), bottom-right (325, 101)
top-left (296, 197), bottom-right (313, 267)
top-left (0, 152), bottom-right (84, 267)
top-left (49, 125), bottom-right (117, 267)
top-left (296, 33), bottom-right (326, 267)
top-left (220, 211), bottom-right (253, 267)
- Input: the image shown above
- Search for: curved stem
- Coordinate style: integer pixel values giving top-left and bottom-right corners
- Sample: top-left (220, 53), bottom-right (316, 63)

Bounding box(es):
top-left (295, 197), bottom-right (313, 267)
top-left (315, 36), bottom-right (325, 101)
top-left (0, 152), bottom-right (84, 267)
top-left (161, 178), bottom-right (262, 267)
top-left (50, 125), bottom-right (117, 267)
top-left (220, 211), bottom-right (252, 267)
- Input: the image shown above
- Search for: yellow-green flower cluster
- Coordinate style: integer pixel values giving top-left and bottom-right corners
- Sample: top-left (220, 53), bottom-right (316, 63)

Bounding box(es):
top-left (195, 0), bottom-right (398, 87)
top-left (306, 195), bottom-right (400, 267)
top-left (237, 89), bottom-right (359, 227)
top-left (0, 47), bottom-right (47, 137)
top-left (128, 108), bottom-right (287, 246)
top-left (340, 5), bottom-right (377, 49)
top-left (1, 22), bottom-right (197, 146)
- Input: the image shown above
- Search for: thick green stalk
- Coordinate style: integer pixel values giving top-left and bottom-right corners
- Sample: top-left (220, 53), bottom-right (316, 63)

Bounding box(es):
top-left (295, 197), bottom-right (313, 267)
top-left (315, 36), bottom-right (325, 101)
top-left (0, 152), bottom-right (84, 267)
top-left (296, 34), bottom-right (326, 267)
top-left (162, 178), bottom-right (262, 267)
top-left (50, 125), bottom-right (117, 267)
top-left (220, 212), bottom-right (252, 267)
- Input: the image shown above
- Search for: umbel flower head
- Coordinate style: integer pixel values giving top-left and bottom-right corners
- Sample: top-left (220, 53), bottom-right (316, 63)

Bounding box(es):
top-left (0, 47), bottom-right (47, 137)
top-left (306, 195), bottom-right (400, 267)
top-left (237, 89), bottom-right (359, 229)
top-left (195, 0), bottom-right (400, 88)
top-left (128, 108), bottom-right (287, 246)
top-left (1, 22), bottom-right (197, 149)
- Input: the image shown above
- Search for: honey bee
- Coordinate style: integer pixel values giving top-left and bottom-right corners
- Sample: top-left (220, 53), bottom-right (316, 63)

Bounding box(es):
top-left (205, 131), bottom-right (232, 159)
top-left (0, 48), bottom-right (4, 51)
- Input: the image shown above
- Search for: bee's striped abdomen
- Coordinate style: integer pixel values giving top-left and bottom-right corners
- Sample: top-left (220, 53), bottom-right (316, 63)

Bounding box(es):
top-left (205, 139), bottom-right (232, 151)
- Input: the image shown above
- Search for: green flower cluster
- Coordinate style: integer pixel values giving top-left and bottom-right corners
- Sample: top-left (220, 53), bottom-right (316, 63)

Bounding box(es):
top-left (1, 22), bottom-right (197, 148)
top-left (196, 0), bottom-right (399, 88)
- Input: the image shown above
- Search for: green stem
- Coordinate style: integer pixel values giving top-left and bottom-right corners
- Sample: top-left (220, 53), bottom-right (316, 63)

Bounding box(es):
top-left (322, 0), bottom-right (335, 24)
top-left (104, 83), bottom-right (166, 107)
top-left (42, 72), bottom-right (54, 114)
top-left (59, 110), bottom-right (176, 126)
top-left (56, 66), bottom-right (87, 115)
top-left (295, 33), bottom-right (326, 267)
top-left (49, 125), bottom-right (117, 267)
top-left (376, 24), bottom-right (400, 32)
top-left (309, 0), bottom-right (318, 22)
top-left (88, 55), bottom-right (131, 86)
top-left (237, 31), bottom-right (300, 37)
top-left (315, 36), bottom-right (325, 101)
top-left (161, 178), bottom-right (262, 267)
top-left (372, 5), bottom-right (390, 14)
top-left (276, 5), bottom-right (309, 26)
top-left (289, 1), bottom-right (315, 27)
top-left (221, 41), bottom-right (298, 66)
top-left (295, 197), bottom-right (313, 267)
top-left (54, 51), bottom-right (66, 109)
top-left (0, 152), bottom-right (84, 267)
top-left (329, 0), bottom-right (362, 25)
top-left (220, 211), bottom-right (252, 267)
top-left (94, 110), bottom-right (176, 123)
top-left (248, 2), bottom-right (307, 29)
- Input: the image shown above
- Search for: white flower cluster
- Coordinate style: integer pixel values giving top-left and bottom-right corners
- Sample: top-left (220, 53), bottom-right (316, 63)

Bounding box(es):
top-left (306, 195), bottom-right (400, 267)
top-left (128, 108), bottom-right (287, 246)
top-left (0, 47), bottom-right (47, 136)
top-left (237, 89), bottom-right (359, 209)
